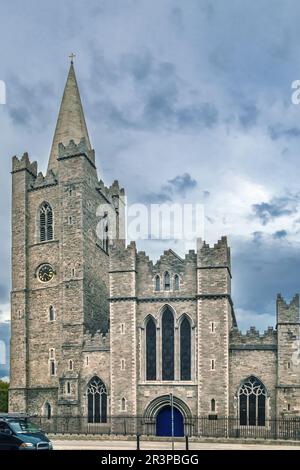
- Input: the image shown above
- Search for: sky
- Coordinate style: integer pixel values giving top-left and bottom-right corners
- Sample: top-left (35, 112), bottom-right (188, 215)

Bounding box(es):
top-left (1, 0), bottom-right (300, 379)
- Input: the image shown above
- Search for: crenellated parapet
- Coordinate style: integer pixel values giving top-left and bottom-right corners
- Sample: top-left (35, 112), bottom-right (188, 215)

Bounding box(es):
top-left (276, 294), bottom-right (299, 324)
top-left (83, 330), bottom-right (110, 352)
top-left (97, 178), bottom-right (125, 207)
top-left (230, 325), bottom-right (277, 350)
top-left (110, 241), bottom-right (137, 272)
top-left (197, 236), bottom-right (231, 270)
top-left (58, 137), bottom-right (95, 165)
top-left (12, 152), bottom-right (37, 178)
top-left (29, 169), bottom-right (58, 191)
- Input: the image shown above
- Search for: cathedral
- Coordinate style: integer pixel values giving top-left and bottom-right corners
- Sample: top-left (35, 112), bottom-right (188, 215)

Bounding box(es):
top-left (9, 61), bottom-right (300, 436)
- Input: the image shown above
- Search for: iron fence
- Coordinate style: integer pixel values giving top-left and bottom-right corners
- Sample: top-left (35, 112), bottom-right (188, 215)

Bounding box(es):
top-left (27, 415), bottom-right (300, 440)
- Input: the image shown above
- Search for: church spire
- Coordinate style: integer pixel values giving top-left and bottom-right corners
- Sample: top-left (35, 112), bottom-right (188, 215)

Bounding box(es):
top-left (47, 58), bottom-right (91, 173)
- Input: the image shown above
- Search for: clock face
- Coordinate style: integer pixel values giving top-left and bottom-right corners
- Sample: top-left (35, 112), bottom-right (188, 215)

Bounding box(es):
top-left (38, 264), bottom-right (54, 283)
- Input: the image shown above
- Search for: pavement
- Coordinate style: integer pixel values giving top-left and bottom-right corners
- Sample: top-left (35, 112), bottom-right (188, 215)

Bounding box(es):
top-left (51, 439), bottom-right (300, 450)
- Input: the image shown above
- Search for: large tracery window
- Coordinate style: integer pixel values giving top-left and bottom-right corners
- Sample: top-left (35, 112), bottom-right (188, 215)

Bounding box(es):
top-left (40, 202), bottom-right (53, 242)
top-left (146, 317), bottom-right (156, 380)
top-left (238, 376), bottom-right (266, 426)
top-left (180, 316), bottom-right (191, 380)
top-left (162, 307), bottom-right (174, 380)
top-left (87, 376), bottom-right (107, 423)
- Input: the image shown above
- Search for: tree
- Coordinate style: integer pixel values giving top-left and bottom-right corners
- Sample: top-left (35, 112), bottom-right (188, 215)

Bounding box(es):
top-left (0, 380), bottom-right (9, 412)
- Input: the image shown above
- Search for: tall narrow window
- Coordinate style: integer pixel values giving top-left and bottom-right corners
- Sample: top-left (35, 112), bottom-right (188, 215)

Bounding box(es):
top-left (162, 307), bottom-right (174, 380)
top-left (69, 360), bottom-right (73, 371)
top-left (49, 306), bottom-right (55, 322)
top-left (87, 376), bottom-right (107, 423)
top-left (180, 317), bottom-right (191, 380)
top-left (155, 275), bottom-right (160, 292)
top-left (100, 214), bottom-right (109, 253)
top-left (211, 359), bottom-right (215, 370)
top-left (45, 402), bottom-right (51, 420)
top-left (146, 316), bottom-right (156, 380)
top-left (211, 399), bottom-right (216, 412)
top-left (39, 202), bottom-right (53, 242)
top-left (164, 272), bottom-right (170, 291)
top-left (121, 397), bottom-right (126, 411)
top-left (50, 360), bottom-right (55, 376)
top-left (121, 359), bottom-right (125, 370)
top-left (66, 382), bottom-right (71, 394)
top-left (174, 274), bottom-right (180, 291)
top-left (238, 376), bottom-right (266, 426)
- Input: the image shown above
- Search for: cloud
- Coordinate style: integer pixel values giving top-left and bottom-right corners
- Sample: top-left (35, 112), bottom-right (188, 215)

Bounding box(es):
top-left (0, 321), bottom-right (10, 379)
top-left (268, 125), bottom-right (300, 140)
top-left (142, 172), bottom-right (197, 203)
top-left (252, 194), bottom-right (299, 225)
top-left (273, 229), bottom-right (287, 239)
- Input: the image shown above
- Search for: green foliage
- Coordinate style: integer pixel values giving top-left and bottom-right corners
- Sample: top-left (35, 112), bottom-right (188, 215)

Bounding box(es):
top-left (0, 380), bottom-right (9, 412)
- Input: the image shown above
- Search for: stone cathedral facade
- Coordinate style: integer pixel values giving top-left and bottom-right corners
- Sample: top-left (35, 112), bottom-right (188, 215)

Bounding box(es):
top-left (9, 62), bottom-right (300, 435)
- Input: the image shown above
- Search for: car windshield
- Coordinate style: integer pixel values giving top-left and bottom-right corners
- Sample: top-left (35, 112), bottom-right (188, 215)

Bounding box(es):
top-left (8, 420), bottom-right (40, 434)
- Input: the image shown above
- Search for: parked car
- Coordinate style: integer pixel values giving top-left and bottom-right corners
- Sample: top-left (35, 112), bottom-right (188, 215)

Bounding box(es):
top-left (0, 414), bottom-right (53, 450)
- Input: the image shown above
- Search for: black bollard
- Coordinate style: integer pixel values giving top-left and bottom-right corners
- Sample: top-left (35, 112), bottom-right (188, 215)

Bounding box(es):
top-left (137, 433), bottom-right (140, 451)
top-left (185, 434), bottom-right (189, 451)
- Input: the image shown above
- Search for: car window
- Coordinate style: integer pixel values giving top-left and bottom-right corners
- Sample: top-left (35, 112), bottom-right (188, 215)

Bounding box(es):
top-left (9, 420), bottom-right (40, 434)
top-left (0, 422), bottom-right (10, 433)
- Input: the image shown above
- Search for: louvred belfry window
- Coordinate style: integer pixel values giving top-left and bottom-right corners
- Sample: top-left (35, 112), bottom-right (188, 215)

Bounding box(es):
top-left (40, 202), bottom-right (53, 242)
top-left (180, 317), bottom-right (191, 380)
top-left (146, 317), bottom-right (156, 380)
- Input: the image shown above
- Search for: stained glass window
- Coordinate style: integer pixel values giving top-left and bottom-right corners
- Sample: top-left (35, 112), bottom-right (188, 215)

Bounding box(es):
top-left (87, 376), bottom-right (107, 423)
top-left (146, 317), bottom-right (156, 380)
top-left (162, 307), bottom-right (174, 380)
top-left (40, 202), bottom-right (53, 242)
top-left (239, 376), bottom-right (266, 426)
top-left (180, 317), bottom-right (191, 380)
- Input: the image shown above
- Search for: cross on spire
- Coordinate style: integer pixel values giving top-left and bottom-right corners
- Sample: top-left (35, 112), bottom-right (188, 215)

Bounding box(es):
top-left (69, 52), bottom-right (76, 63)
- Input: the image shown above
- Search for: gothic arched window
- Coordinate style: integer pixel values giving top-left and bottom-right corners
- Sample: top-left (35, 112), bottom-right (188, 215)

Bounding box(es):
top-left (164, 272), bottom-right (170, 291)
top-left (238, 376), bottom-right (266, 426)
top-left (174, 274), bottom-right (180, 291)
top-left (146, 316), bottom-right (156, 380)
top-left (87, 376), bottom-right (107, 423)
top-left (180, 316), bottom-right (191, 380)
top-left (39, 202), bottom-right (53, 242)
top-left (162, 307), bottom-right (174, 380)
top-left (155, 275), bottom-right (160, 292)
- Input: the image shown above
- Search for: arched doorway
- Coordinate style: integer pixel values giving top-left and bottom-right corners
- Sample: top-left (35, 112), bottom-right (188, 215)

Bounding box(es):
top-left (156, 406), bottom-right (184, 437)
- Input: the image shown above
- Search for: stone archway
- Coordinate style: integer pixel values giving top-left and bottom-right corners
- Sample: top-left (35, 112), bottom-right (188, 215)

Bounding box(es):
top-left (144, 395), bottom-right (193, 437)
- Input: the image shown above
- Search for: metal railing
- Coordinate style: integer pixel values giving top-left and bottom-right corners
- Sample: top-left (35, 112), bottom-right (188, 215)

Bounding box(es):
top-left (27, 415), bottom-right (300, 440)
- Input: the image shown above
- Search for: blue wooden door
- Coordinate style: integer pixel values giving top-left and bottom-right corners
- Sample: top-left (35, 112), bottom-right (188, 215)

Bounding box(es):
top-left (156, 406), bottom-right (184, 436)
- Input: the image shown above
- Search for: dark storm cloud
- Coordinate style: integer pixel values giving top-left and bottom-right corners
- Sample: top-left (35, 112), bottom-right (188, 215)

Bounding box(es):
top-left (7, 76), bottom-right (54, 128)
top-left (231, 235), bottom-right (300, 322)
top-left (239, 103), bottom-right (259, 129)
top-left (0, 322), bottom-right (10, 379)
top-left (252, 194), bottom-right (299, 225)
top-left (142, 173), bottom-right (197, 203)
top-left (273, 230), bottom-right (288, 239)
top-left (268, 125), bottom-right (300, 140)
top-left (89, 50), bottom-right (218, 132)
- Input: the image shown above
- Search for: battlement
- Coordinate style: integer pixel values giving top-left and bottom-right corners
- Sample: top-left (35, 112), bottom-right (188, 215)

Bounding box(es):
top-left (12, 152), bottom-right (37, 177)
top-left (97, 178), bottom-right (125, 207)
top-left (83, 330), bottom-right (110, 352)
top-left (197, 236), bottom-right (231, 269)
top-left (58, 137), bottom-right (95, 164)
top-left (230, 325), bottom-right (277, 346)
top-left (30, 169), bottom-right (58, 190)
top-left (276, 294), bottom-right (299, 324)
top-left (110, 241), bottom-right (137, 271)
